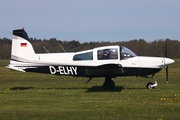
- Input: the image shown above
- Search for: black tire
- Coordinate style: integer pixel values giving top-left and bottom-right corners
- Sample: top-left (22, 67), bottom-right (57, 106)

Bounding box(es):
top-left (103, 80), bottom-right (115, 90)
top-left (146, 82), bottom-right (155, 89)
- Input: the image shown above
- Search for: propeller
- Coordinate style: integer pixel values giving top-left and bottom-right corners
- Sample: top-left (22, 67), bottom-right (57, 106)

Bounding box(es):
top-left (164, 39), bottom-right (168, 84)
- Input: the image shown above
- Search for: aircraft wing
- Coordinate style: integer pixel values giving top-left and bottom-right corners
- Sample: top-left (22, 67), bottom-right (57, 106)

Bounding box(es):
top-left (85, 64), bottom-right (124, 77)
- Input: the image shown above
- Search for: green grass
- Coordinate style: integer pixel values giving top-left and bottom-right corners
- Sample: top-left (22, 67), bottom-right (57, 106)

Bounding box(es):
top-left (0, 60), bottom-right (180, 120)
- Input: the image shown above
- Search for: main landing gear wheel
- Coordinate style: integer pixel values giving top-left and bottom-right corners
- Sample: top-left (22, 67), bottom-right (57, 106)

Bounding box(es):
top-left (146, 82), bottom-right (155, 89)
top-left (103, 77), bottom-right (115, 90)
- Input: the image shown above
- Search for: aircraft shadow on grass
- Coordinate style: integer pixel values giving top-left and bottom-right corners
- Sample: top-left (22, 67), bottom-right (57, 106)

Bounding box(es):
top-left (85, 86), bottom-right (124, 92)
top-left (10, 87), bottom-right (34, 90)
top-left (10, 86), bottom-right (146, 92)
top-left (85, 86), bottom-right (146, 92)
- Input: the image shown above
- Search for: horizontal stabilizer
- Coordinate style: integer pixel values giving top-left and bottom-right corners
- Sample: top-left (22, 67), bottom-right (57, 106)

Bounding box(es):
top-left (6, 65), bottom-right (25, 72)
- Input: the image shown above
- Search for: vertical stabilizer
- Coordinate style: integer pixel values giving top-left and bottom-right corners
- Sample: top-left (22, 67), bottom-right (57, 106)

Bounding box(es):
top-left (11, 28), bottom-right (35, 62)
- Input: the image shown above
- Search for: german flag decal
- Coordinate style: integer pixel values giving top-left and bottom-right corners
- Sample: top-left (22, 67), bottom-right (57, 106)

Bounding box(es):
top-left (21, 43), bottom-right (27, 47)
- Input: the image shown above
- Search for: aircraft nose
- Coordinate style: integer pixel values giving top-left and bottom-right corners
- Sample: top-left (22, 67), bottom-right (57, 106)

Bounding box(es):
top-left (164, 58), bottom-right (175, 65)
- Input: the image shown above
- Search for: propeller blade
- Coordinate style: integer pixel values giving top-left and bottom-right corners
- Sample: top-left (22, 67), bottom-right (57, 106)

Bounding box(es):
top-left (164, 39), bottom-right (168, 84)
top-left (165, 66), bottom-right (168, 84)
top-left (165, 39), bottom-right (167, 57)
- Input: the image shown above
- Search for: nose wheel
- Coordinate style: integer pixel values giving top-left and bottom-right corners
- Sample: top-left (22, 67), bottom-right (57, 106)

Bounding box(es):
top-left (146, 75), bottom-right (158, 89)
top-left (146, 82), bottom-right (155, 89)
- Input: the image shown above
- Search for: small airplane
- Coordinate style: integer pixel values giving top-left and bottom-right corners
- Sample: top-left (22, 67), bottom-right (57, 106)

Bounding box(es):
top-left (7, 28), bottom-right (175, 90)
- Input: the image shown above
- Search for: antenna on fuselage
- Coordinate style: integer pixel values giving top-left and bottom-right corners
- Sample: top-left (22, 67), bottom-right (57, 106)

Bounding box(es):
top-left (43, 46), bottom-right (50, 53)
top-left (58, 43), bottom-right (66, 53)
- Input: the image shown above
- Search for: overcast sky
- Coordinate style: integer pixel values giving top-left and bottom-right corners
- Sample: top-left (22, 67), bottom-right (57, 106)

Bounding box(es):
top-left (0, 0), bottom-right (179, 43)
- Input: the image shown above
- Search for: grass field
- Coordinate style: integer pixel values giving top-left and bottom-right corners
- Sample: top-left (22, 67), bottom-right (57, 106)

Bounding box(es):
top-left (0, 60), bottom-right (180, 120)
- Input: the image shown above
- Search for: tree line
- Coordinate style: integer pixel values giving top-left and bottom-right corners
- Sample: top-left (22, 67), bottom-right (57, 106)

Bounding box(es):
top-left (0, 37), bottom-right (179, 59)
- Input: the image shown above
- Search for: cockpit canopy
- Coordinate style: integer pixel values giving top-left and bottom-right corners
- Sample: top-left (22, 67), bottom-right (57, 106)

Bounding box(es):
top-left (73, 45), bottom-right (137, 61)
top-left (98, 48), bottom-right (118, 60)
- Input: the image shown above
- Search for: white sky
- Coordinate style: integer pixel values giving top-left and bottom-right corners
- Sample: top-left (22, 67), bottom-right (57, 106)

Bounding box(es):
top-left (0, 0), bottom-right (179, 43)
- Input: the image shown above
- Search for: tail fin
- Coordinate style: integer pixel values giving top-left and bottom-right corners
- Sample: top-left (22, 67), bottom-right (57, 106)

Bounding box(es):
top-left (11, 28), bottom-right (35, 62)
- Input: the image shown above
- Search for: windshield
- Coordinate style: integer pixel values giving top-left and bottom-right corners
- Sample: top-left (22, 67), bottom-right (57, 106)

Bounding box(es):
top-left (120, 46), bottom-right (137, 59)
